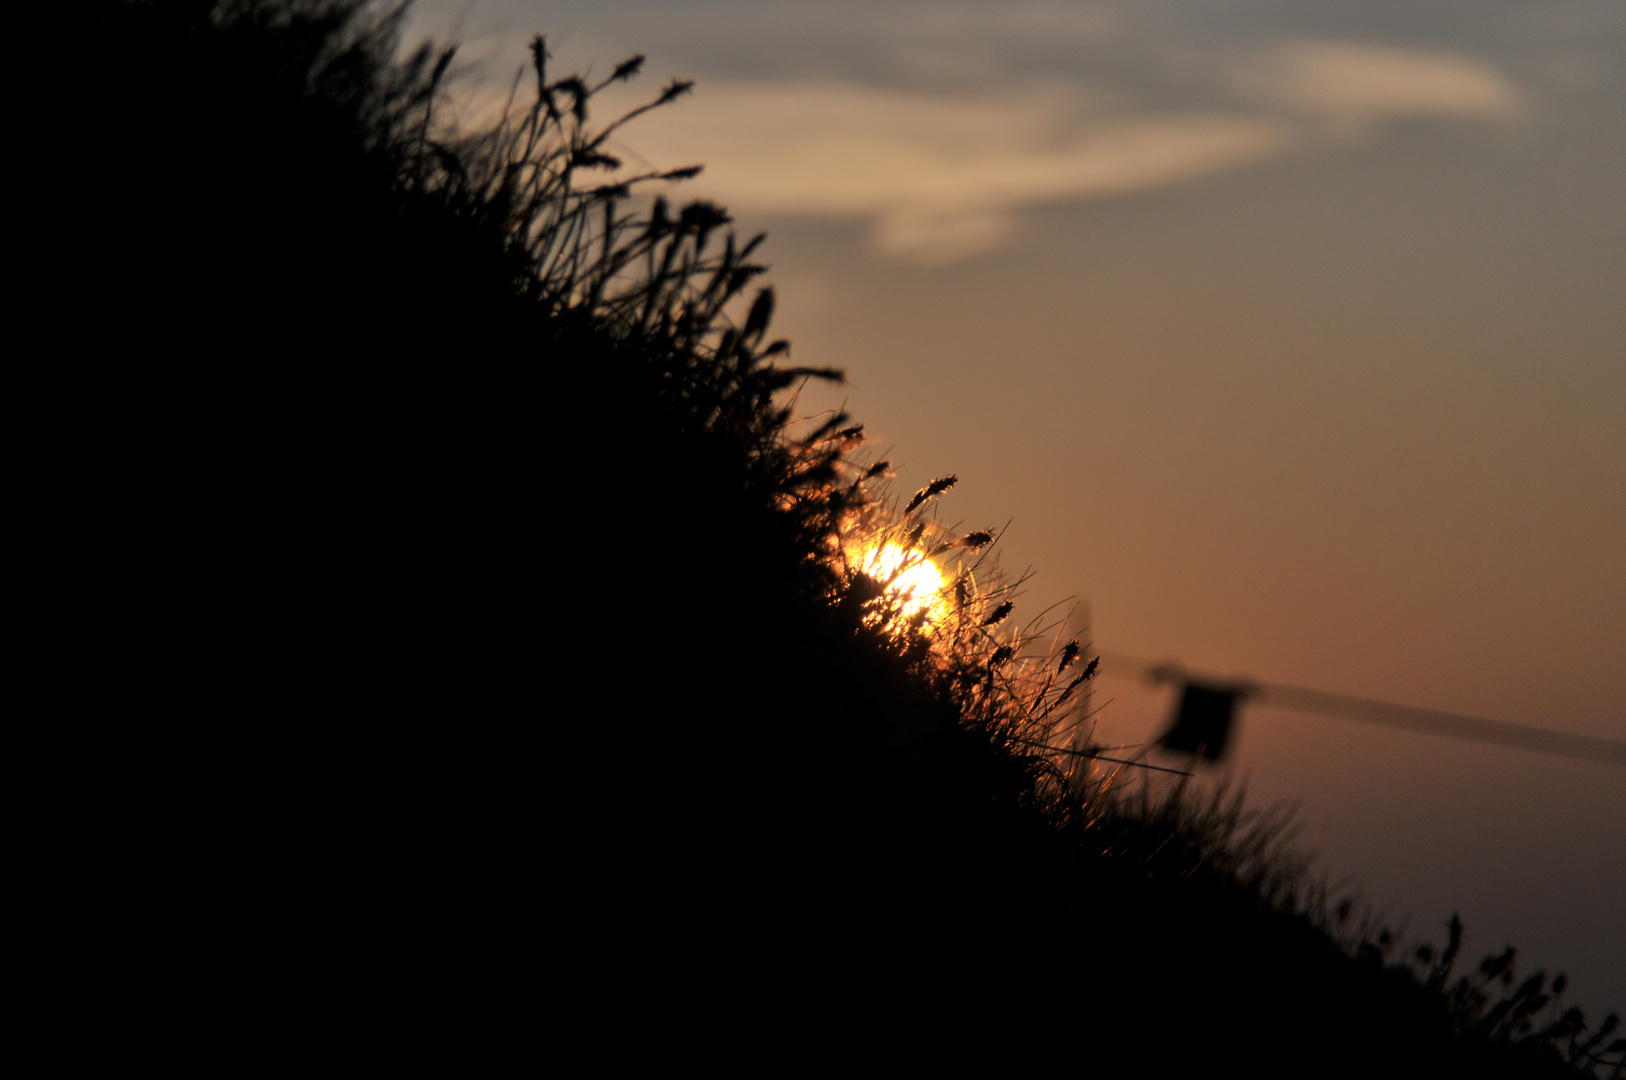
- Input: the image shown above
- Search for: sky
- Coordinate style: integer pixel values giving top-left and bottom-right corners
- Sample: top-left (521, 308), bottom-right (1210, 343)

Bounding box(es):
top-left (406, 1), bottom-right (1626, 1010)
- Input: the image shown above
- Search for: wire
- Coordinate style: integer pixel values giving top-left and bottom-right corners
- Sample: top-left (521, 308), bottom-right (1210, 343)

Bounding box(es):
top-left (1096, 652), bottom-right (1626, 768)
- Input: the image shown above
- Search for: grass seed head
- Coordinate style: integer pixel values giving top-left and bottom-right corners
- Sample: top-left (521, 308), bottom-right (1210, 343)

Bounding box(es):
top-left (659, 78), bottom-right (695, 105)
top-left (530, 33), bottom-right (548, 89)
top-left (1058, 640), bottom-right (1080, 673)
top-left (904, 474), bottom-right (957, 513)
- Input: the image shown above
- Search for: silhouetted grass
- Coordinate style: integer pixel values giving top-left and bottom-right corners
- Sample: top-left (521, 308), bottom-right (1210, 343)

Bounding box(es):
top-left (83, 3), bottom-right (1622, 1074)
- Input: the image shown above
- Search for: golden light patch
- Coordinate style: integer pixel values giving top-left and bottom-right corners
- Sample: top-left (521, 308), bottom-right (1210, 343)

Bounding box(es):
top-left (853, 541), bottom-right (949, 625)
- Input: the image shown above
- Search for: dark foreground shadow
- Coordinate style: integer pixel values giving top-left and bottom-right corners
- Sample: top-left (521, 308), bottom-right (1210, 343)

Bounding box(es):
top-left (66, 5), bottom-right (1618, 1076)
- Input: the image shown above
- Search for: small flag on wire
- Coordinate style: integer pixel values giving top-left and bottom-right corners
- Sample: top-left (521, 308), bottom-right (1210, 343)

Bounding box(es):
top-left (1100, 652), bottom-right (1626, 768)
top-left (1159, 680), bottom-right (1254, 761)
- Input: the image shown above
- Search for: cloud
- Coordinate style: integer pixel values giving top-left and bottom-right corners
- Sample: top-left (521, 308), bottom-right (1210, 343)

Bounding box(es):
top-left (1228, 40), bottom-right (1524, 133)
top-left (556, 37), bottom-right (1525, 266)
top-left (619, 82), bottom-right (1289, 264)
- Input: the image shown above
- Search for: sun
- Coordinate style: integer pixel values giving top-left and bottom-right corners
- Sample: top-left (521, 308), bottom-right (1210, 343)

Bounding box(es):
top-left (852, 541), bottom-right (949, 625)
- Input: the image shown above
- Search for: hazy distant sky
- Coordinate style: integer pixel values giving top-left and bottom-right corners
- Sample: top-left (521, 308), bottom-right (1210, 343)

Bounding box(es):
top-left (407, 1), bottom-right (1625, 1009)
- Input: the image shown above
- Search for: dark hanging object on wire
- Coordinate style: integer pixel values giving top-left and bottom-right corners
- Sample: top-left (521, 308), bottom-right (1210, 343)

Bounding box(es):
top-left (1159, 681), bottom-right (1252, 760)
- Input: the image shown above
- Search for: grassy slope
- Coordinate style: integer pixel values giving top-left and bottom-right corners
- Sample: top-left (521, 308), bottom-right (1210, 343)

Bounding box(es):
top-left (81, 3), bottom-right (1621, 1074)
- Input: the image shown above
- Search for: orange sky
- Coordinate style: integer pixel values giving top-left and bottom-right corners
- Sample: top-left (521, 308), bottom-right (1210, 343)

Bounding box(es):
top-left (410, 0), bottom-right (1626, 1009)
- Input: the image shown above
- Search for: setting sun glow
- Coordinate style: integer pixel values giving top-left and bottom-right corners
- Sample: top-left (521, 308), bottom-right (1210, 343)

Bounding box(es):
top-left (853, 542), bottom-right (948, 625)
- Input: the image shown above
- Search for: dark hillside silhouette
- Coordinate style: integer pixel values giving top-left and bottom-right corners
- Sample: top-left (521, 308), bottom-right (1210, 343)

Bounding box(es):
top-left (77, 4), bottom-right (1622, 1074)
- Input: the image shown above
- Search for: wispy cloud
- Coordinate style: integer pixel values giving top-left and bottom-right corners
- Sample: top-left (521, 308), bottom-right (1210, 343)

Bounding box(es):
top-left (616, 40), bottom-right (1522, 265)
top-left (1227, 40), bottom-right (1524, 134)
top-left (621, 83), bottom-right (1287, 264)
top-left (426, 7), bottom-right (1530, 266)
